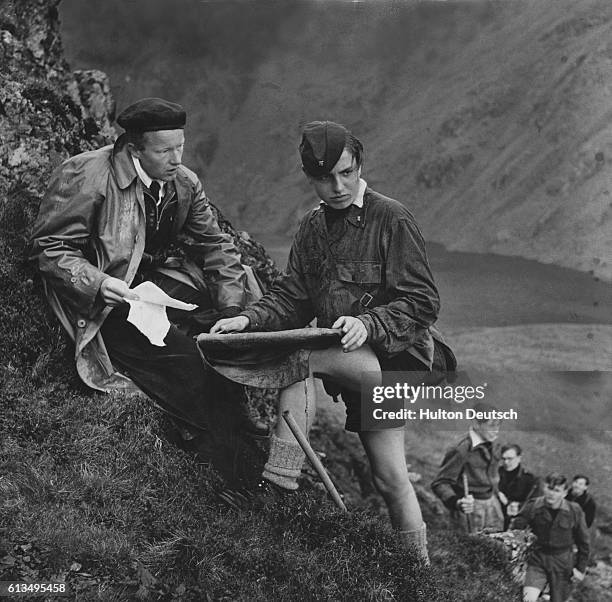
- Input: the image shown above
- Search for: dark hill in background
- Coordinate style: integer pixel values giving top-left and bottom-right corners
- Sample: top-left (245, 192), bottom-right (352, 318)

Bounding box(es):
top-left (61, 0), bottom-right (612, 280)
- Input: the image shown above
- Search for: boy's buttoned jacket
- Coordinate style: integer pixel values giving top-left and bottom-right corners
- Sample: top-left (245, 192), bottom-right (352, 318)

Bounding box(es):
top-left (514, 497), bottom-right (590, 573)
top-left (241, 188), bottom-right (443, 367)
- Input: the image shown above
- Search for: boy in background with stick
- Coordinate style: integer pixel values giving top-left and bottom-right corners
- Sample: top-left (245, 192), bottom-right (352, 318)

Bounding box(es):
top-left (431, 403), bottom-right (505, 533)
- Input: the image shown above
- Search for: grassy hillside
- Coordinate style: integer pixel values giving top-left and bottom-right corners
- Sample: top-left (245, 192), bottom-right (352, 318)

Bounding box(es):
top-left (1, 371), bottom-right (525, 601)
top-left (61, 0), bottom-right (612, 280)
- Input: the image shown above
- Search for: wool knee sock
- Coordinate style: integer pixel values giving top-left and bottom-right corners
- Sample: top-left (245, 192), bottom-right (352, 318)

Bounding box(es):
top-left (399, 522), bottom-right (430, 565)
top-left (262, 434), bottom-right (305, 491)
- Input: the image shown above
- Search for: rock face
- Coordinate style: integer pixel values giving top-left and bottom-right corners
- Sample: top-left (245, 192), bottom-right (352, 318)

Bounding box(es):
top-left (0, 0), bottom-right (110, 376)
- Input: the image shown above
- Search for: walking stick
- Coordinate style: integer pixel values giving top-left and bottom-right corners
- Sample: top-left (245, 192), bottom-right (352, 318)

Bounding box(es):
top-left (282, 410), bottom-right (347, 512)
top-left (516, 482), bottom-right (540, 516)
top-left (463, 472), bottom-right (473, 533)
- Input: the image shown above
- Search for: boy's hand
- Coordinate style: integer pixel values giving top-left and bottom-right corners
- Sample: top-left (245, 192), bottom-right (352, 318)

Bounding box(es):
top-left (457, 495), bottom-right (474, 514)
top-left (507, 501), bottom-right (520, 517)
top-left (210, 316), bottom-right (250, 334)
top-left (332, 316), bottom-right (367, 352)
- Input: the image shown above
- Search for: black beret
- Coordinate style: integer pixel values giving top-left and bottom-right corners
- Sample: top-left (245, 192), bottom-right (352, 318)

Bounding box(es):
top-left (300, 121), bottom-right (350, 177)
top-left (116, 97), bottom-right (186, 132)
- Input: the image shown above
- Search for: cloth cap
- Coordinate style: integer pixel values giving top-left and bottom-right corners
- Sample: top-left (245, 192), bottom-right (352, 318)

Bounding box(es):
top-left (116, 97), bottom-right (186, 132)
top-left (300, 121), bottom-right (350, 176)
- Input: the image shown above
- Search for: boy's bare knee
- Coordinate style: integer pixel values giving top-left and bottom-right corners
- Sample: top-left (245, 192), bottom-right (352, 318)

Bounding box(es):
top-left (372, 472), bottom-right (411, 499)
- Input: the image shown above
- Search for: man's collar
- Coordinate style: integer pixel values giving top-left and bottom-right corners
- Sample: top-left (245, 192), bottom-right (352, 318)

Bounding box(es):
top-left (469, 427), bottom-right (487, 448)
top-left (568, 490), bottom-right (587, 501)
top-left (319, 178), bottom-right (367, 208)
top-left (112, 135), bottom-right (138, 190)
top-left (131, 155), bottom-right (165, 196)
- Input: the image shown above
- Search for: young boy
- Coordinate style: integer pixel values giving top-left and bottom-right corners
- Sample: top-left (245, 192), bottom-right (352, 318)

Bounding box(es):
top-left (212, 121), bottom-right (455, 563)
top-left (431, 403), bottom-right (505, 532)
top-left (512, 473), bottom-right (590, 602)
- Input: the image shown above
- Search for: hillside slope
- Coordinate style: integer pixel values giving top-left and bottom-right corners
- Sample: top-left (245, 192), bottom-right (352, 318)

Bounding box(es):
top-left (61, 0), bottom-right (612, 280)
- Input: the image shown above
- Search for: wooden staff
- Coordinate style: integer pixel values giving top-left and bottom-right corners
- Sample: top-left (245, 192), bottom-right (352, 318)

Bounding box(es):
top-left (463, 472), bottom-right (473, 533)
top-left (282, 410), bottom-right (347, 512)
top-left (516, 482), bottom-right (540, 516)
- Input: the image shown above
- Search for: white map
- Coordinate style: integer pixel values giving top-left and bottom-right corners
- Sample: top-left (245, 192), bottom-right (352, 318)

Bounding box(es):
top-left (126, 281), bottom-right (197, 346)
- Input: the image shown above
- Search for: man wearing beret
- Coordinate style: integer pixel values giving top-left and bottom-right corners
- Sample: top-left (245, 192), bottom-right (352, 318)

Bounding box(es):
top-left (212, 121), bottom-right (455, 563)
top-left (31, 97), bottom-right (256, 433)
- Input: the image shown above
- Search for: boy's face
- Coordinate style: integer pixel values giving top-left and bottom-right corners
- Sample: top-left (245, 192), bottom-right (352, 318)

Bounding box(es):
top-left (474, 419), bottom-right (500, 442)
top-left (544, 483), bottom-right (568, 508)
top-left (307, 149), bottom-right (361, 209)
top-left (571, 478), bottom-right (588, 496)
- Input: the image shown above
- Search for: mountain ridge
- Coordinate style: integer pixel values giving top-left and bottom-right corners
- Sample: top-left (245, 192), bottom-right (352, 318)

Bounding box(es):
top-left (60, 0), bottom-right (612, 282)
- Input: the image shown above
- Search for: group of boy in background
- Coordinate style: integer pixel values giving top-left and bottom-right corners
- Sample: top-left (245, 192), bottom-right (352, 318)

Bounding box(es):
top-left (431, 408), bottom-right (597, 602)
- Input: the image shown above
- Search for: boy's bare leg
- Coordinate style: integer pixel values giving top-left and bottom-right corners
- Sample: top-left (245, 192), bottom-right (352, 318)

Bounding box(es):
top-left (309, 345), bottom-right (382, 392)
top-left (359, 429), bottom-right (423, 530)
top-left (276, 344), bottom-right (382, 438)
top-left (360, 429), bottom-right (428, 562)
top-left (264, 345), bottom-right (380, 490)
top-left (275, 377), bottom-right (316, 440)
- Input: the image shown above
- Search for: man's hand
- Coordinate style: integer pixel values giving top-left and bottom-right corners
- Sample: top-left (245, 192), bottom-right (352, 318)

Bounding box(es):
top-left (99, 277), bottom-right (139, 307)
top-left (507, 501), bottom-right (520, 517)
top-left (210, 316), bottom-right (250, 334)
top-left (456, 495), bottom-right (474, 515)
top-left (332, 316), bottom-right (367, 352)
top-left (498, 491), bottom-right (508, 506)
top-left (571, 568), bottom-right (585, 583)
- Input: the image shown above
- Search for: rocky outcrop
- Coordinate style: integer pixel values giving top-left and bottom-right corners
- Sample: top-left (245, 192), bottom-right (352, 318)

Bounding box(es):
top-left (1, 0), bottom-right (111, 376)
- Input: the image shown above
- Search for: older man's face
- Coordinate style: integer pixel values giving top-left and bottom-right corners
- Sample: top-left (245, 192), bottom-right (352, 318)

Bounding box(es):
top-left (308, 148), bottom-right (361, 210)
top-left (131, 129), bottom-right (185, 181)
top-left (501, 448), bottom-right (521, 471)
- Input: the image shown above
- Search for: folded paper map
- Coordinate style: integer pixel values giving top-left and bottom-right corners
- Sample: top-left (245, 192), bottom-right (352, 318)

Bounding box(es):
top-left (126, 281), bottom-right (197, 346)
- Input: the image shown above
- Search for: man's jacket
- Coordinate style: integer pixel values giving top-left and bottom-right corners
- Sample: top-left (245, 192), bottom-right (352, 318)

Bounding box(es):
top-left (431, 434), bottom-right (500, 510)
top-left (566, 490), bottom-right (596, 528)
top-left (30, 136), bottom-right (246, 391)
top-left (499, 465), bottom-right (540, 504)
top-left (513, 497), bottom-right (590, 572)
top-left (241, 189), bottom-right (443, 367)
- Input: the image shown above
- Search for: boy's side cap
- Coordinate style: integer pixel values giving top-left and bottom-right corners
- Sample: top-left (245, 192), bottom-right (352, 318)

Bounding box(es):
top-left (300, 120), bottom-right (350, 177)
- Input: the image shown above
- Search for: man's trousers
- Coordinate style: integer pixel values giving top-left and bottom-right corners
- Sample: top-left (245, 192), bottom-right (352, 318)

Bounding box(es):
top-left (100, 273), bottom-right (226, 430)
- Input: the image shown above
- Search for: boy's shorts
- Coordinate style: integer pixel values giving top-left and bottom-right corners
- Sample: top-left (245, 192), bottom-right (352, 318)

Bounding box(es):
top-left (341, 339), bottom-right (453, 432)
